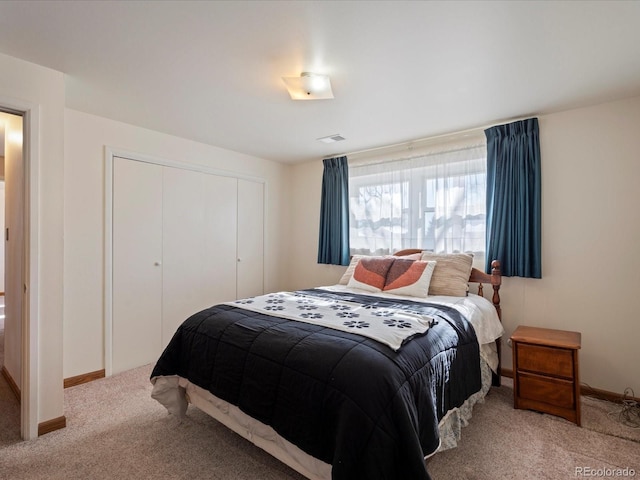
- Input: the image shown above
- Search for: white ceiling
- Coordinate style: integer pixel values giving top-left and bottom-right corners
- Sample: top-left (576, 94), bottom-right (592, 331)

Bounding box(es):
top-left (1, 1), bottom-right (639, 164)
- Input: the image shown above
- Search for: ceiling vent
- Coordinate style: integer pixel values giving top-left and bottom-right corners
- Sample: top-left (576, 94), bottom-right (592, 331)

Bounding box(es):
top-left (317, 134), bottom-right (345, 144)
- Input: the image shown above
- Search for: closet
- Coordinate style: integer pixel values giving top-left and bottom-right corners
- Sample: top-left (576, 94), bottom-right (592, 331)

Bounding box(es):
top-left (111, 156), bottom-right (264, 374)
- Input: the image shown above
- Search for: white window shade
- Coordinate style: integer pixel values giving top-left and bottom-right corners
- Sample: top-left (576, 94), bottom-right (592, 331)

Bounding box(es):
top-left (348, 132), bottom-right (487, 260)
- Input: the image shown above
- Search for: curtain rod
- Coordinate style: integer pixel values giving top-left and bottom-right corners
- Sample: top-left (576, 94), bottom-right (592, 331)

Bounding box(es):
top-left (327, 113), bottom-right (538, 161)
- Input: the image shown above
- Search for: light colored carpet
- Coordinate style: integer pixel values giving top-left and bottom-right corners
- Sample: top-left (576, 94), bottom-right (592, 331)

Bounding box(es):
top-left (1, 364), bottom-right (307, 480)
top-left (581, 394), bottom-right (640, 444)
top-left (428, 385), bottom-right (639, 479)
top-left (0, 364), bottom-right (638, 479)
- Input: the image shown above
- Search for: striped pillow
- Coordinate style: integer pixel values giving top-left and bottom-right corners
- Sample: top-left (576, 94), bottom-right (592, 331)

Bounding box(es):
top-left (419, 252), bottom-right (474, 297)
top-left (383, 259), bottom-right (437, 298)
top-left (347, 257), bottom-right (395, 292)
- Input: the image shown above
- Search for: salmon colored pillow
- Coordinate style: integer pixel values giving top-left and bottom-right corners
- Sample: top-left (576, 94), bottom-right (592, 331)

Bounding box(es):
top-left (339, 253), bottom-right (421, 285)
top-left (347, 257), bottom-right (395, 292)
top-left (383, 260), bottom-right (437, 297)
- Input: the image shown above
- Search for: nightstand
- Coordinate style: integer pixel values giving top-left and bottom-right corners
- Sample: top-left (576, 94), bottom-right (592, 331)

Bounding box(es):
top-left (511, 325), bottom-right (582, 426)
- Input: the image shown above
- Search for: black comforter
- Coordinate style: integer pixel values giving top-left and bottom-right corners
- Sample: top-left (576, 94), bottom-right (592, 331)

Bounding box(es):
top-left (151, 289), bottom-right (481, 480)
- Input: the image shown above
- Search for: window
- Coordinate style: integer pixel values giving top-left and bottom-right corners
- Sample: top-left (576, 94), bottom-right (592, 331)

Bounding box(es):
top-left (349, 141), bottom-right (487, 262)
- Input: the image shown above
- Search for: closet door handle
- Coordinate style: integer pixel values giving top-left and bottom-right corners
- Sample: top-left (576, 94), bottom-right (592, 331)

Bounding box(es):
top-left (154, 261), bottom-right (162, 266)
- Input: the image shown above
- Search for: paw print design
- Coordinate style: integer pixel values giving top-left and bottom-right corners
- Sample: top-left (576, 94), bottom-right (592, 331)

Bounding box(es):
top-left (336, 311), bottom-right (360, 319)
top-left (297, 304), bottom-right (318, 311)
top-left (383, 318), bottom-right (413, 329)
top-left (300, 312), bottom-right (323, 319)
top-left (330, 304), bottom-right (352, 311)
top-left (266, 298), bottom-right (285, 304)
top-left (361, 303), bottom-right (380, 310)
top-left (235, 299), bottom-right (254, 305)
top-left (343, 320), bottom-right (370, 329)
top-left (264, 305), bottom-right (285, 311)
top-left (372, 309), bottom-right (395, 318)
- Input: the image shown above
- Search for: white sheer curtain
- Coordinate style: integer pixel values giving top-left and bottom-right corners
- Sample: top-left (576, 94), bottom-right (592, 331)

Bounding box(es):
top-left (348, 138), bottom-right (487, 262)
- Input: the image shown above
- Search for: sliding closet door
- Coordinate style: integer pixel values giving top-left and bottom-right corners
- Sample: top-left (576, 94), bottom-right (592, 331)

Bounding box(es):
top-left (111, 155), bottom-right (265, 373)
top-left (202, 174), bottom-right (238, 304)
top-left (237, 179), bottom-right (264, 298)
top-left (112, 158), bottom-right (163, 374)
top-left (161, 167), bottom-right (206, 347)
top-left (161, 168), bottom-right (237, 347)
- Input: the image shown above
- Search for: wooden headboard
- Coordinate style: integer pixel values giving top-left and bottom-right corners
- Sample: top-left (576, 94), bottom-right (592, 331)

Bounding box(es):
top-left (393, 249), bottom-right (502, 316)
top-left (394, 249), bottom-right (503, 386)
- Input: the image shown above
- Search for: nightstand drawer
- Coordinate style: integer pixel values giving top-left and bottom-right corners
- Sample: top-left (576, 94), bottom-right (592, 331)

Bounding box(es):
top-left (516, 343), bottom-right (574, 379)
top-left (517, 372), bottom-right (575, 409)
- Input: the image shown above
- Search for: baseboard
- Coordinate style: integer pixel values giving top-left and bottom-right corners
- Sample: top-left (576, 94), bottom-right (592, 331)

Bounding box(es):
top-left (581, 384), bottom-right (640, 404)
top-left (499, 367), bottom-right (639, 403)
top-left (64, 369), bottom-right (106, 389)
top-left (3, 366), bottom-right (69, 435)
top-left (38, 415), bottom-right (66, 436)
top-left (1, 365), bottom-right (21, 402)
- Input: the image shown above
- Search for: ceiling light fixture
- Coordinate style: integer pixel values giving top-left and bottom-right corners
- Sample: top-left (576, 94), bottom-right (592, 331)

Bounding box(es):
top-left (282, 72), bottom-right (334, 100)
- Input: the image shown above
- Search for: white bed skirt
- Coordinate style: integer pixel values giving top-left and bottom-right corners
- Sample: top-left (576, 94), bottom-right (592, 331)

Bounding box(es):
top-left (151, 357), bottom-right (494, 480)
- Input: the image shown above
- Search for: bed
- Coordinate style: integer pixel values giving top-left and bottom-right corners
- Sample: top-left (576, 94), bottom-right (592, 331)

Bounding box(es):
top-left (150, 250), bottom-right (503, 480)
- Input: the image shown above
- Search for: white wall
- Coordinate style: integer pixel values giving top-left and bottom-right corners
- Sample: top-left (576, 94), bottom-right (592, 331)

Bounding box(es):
top-left (287, 159), bottom-right (346, 290)
top-left (63, 109), bottom-right (291, 378)
top-left (0, 52), bottom-right (65, 428)
top-left (288, 95), bottom-right (640, 396)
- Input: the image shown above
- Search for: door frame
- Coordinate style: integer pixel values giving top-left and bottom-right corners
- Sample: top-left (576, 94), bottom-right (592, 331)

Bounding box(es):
top-left (1, 96), bottom-right (40, 440)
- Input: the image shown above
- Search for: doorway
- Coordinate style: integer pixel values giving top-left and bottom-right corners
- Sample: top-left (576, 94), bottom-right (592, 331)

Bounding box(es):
top-left (0, 109), bottom-right (25, 442)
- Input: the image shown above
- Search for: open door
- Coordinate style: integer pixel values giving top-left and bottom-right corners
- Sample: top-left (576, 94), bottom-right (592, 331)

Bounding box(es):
top-left (0, 110), bottom-right (24, 440)
top-left (0, 106), bottom-right (34, 439)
